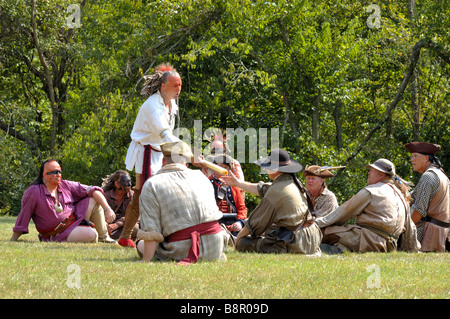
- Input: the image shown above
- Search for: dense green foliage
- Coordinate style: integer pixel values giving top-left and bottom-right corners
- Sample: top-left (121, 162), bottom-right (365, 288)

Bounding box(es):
top-left (1, 0), bottom-right (449, 215)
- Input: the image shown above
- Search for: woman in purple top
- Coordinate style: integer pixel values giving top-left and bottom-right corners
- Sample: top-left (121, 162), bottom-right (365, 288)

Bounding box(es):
top-left (10, 159), bottom-right (117, 243)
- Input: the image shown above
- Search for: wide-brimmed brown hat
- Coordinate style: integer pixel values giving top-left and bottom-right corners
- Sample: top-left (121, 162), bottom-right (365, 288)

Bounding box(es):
top-left (366, 158), bottom-right (396, 176)
top-left (255, 149), bottom-right (303, 173)
top-left (303, 165), bottom-right (334, 178)
top-left (404, 142), bottom-right (441, 155)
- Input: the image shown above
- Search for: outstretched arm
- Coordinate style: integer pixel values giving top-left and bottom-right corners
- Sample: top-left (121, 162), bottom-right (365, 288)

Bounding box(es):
top-left (220, 171), bottom-right (259, 196)
top-left (315, 189), bottom-right (371, 228)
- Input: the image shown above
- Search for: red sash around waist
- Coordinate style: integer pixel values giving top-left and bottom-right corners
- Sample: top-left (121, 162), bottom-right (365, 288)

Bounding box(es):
top-left (167, 221), bottom-right (222, 265)
top-left (142, 144), bottom-right (162, 189)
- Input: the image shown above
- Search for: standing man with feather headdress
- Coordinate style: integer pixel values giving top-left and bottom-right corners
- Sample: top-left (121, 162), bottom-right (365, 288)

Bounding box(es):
top-left (119, 63), bottom-right (183, 247)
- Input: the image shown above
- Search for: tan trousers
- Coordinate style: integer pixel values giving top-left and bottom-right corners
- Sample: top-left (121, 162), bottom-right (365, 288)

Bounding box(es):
top-left (86, 202), bottom-right (109, 241)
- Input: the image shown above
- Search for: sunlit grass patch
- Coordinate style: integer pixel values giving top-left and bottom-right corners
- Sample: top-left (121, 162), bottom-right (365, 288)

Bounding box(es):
top-left (1, 217), bottom-right (448, 299)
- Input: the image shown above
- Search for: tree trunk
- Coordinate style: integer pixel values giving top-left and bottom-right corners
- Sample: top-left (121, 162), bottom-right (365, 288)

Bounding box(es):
top-left (333, 99), bottom-right (343, 151)
top-left (31, 0), bottom-right (58, 154)
top-left (331, 38), bottom-right (434, 182)
top-left (408, 0), bottom-right (421, 141)
top-left (312, 92), bottom-right (320, 145)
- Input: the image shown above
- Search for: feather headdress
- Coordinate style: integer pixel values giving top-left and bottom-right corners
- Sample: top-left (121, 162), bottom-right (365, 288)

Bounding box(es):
top-left (141, 63), bottom-right (177, 99)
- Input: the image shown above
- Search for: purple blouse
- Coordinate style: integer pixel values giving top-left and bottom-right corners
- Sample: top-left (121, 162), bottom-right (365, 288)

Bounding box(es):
top-left (13, 180), bottom-right (103, 242)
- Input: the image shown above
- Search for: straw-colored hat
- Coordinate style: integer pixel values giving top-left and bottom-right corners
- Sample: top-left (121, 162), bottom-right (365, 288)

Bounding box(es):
top-left (160, 141), bottom-right (193, 159)
top-left (303, 165), bottom-right (334, 178)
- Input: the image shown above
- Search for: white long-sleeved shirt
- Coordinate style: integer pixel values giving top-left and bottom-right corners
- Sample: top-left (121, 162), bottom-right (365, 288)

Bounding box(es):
top-left (125, 91), bottom-right (179, 174)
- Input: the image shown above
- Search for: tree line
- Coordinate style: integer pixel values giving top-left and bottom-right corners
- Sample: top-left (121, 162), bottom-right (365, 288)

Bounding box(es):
top-left (1, 0), bottom-right (449, 214)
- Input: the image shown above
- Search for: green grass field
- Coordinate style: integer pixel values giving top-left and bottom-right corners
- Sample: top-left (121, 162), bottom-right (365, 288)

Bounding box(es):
top-left (1, 216), bottom-right (449, 299)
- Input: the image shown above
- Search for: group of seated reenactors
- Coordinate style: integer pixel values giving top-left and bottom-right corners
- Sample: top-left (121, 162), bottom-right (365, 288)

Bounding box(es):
top-left (10, 63), bottom-right (449, 263)
top-left (11, 140), bottom-right (449, 263)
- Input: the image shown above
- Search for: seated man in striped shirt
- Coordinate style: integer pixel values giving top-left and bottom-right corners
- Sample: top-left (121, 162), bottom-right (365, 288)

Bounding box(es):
top-left (405, 142), bottom-right (450, 252)
top-left (136, 141), bottom-right (227, 264)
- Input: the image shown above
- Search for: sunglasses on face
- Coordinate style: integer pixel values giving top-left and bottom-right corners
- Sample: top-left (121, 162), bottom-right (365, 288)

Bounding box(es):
top-left (46, 170), bottom-right (62, 175)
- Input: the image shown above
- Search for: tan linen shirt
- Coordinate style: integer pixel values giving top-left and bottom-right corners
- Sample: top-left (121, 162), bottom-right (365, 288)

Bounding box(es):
top-left (248, 174), bottom-right (310, 234)
top-left (417, 166), bottom-right (450, 252)
top-left (245, 173), bottom-right (322, 254)
top-left (316, 181), bottom-right (420, 252)
top-left (137, 163), bottom-right (225, 261)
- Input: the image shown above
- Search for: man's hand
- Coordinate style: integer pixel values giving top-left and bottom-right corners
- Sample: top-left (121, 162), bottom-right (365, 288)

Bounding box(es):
top-left (107, 223), bottom-right (119, 235)
top-left (219, 170), bottom-right (240, 187)
top-left (10, 231), bottom-right (22, 241)
top-left (411, 210), bottom-right (423, 224)
top-left (229, 221), bottom-right (243, 233)
top-left (191, 154), bottom-right (205, 168)
top-left (104, 207), bottom-right (116, 224)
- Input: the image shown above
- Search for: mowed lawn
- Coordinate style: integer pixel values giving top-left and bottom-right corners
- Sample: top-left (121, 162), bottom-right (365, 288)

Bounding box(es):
top-left (0, 216), bottom-right (448, 299)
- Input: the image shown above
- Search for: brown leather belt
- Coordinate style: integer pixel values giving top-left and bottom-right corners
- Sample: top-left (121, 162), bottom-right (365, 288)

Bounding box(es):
top-left (39, 214), bottom-right (76, 238)
top-left (423, 216), bottom-right (450, 228)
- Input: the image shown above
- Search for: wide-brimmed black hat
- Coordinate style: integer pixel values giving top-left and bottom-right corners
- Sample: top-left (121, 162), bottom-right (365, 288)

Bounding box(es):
top-left (255, 149), bottom-right (303, 173)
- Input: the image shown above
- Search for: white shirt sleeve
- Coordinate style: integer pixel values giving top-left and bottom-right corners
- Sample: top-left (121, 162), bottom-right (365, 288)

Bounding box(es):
top-left (129, 93), bottom-right (179, 148)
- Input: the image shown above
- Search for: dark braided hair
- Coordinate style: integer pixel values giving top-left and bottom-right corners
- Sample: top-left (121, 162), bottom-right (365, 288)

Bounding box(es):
top-left (425, 154), bottom-right (442, 168)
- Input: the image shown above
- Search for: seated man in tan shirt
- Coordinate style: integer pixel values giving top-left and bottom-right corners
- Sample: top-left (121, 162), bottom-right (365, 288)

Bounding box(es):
top-left (315, 159), bottom-right (420, 254)
top-left (221, 149), bottom-right (322, 255)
